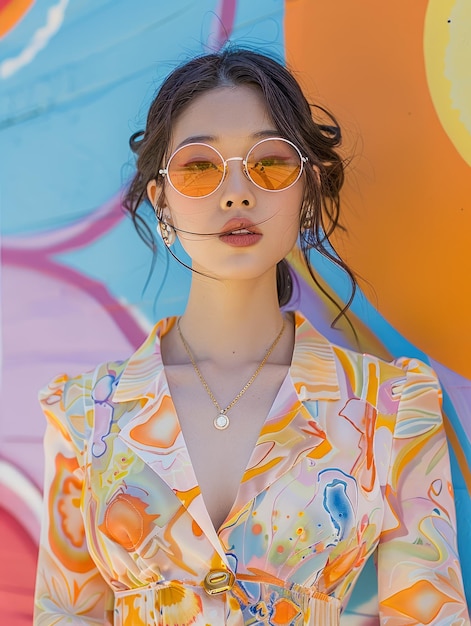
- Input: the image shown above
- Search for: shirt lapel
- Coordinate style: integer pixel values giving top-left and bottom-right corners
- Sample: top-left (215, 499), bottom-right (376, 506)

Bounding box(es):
top-left (223, 311), bottom-right (342, 528)
top-left (112, 317), bottom-right (230, 565)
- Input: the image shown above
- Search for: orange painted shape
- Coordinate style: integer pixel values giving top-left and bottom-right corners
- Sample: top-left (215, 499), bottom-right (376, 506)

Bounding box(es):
top-left (129, 396), bottom-right (180, 448)
top-left (153, 584), bottom-right (202, 626)
top-left (0, 0), bottom-right (35, 38)
top-left (381, 579), bottom-right (455, 623)
top-left (48, 453), bottom-right (96, 572)
top-left (242, 455), bottom-right (282, 482)
top-left (306, 437), bottom-right (332, 459)
top-left (271, 598), bottom-right (300, 624)
top-left (323, 544), bottom-right (365, 590)
top-left (100, 492), bottom-right (159, 551)
top-left (285, 1), bottom-right (471, 377)
top-left (191, 519), bottom-right (203, 537)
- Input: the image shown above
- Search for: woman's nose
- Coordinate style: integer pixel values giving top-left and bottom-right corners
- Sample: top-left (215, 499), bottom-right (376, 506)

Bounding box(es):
top-left (219, 159), bottom-right (256, 210)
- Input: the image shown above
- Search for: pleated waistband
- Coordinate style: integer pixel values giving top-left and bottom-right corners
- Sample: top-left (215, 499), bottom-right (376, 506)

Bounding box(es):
top-left (113, 578), bottom-right (341, 626)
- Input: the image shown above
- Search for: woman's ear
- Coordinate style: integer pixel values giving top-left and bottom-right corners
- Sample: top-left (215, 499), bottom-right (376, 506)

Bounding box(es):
top-left (147, 179), bottom-right (159, 207)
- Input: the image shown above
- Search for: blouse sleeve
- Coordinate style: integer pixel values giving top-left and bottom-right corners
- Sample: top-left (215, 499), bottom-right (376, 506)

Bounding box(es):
top-left (34, 374), bottom-right (114, 625)
top-left (377, 358), bottom-right (470, 625)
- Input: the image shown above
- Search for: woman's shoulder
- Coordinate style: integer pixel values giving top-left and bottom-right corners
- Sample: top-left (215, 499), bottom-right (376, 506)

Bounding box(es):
top-left (333, 340), bottom-right (441, 396)
top-left (293, 310), bottom-right (441, 395)
top-left (39, 316), bottom-right (175, 410)
top-left (38, 358), bottom-right (129, 402)
top-left (38, 358), bottom-right (130, 438)
top-left (38, 316), bottom-right (175, 435)
top-left (335, 342), bottom-right (439, 381)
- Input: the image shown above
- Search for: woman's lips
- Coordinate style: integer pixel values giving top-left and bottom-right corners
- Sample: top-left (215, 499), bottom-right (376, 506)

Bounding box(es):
top-left (219, 219), bottom-right (262, 247)
top-left (219, 231), bottom-right (263, 247)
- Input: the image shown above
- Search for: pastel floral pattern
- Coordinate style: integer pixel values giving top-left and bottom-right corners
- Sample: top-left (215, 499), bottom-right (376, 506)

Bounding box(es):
top-left (34, 313), bottom-right (470, 625)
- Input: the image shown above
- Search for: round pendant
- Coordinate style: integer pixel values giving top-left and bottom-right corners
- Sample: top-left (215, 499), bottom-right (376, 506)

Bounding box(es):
top-left (214, 412), bottom-right (229, 430)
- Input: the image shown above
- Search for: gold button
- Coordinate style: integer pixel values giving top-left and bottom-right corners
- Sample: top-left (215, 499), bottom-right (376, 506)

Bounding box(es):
top-left (203, 569), bottom-right (235, 595)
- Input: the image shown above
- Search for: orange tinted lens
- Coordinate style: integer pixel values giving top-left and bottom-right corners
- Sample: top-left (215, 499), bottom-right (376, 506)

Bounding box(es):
top-left (168, 144), bottom-right (224, 197)
top-left (247, 139), bottom-right (301, 190)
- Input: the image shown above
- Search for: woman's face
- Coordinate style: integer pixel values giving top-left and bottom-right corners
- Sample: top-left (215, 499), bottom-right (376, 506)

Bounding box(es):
top-left (148, 85), bottom-right (305, 283)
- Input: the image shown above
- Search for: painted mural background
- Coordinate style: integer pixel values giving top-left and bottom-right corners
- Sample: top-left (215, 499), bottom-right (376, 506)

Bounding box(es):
top-left (0, 1), bottom-right (469, 623)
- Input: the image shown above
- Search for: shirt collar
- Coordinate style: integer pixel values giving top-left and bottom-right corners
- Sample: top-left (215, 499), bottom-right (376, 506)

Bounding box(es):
top-left (112, 317), bottom-right (175, 402)
top-left (289, 311), bottom-right (341, 401)
top-left (112, 311), bottom-right (340, 403)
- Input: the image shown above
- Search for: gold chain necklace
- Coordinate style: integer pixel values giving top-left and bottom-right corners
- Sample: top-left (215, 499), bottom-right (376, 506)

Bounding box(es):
top-left (176, 318), bottom-right (285, 430)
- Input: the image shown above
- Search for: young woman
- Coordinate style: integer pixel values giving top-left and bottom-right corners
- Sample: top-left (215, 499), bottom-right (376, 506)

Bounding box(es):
top-left (34, 49), bottom-right (470, 625)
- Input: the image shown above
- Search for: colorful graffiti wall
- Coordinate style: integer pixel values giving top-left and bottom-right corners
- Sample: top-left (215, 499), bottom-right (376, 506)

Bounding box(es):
top-left (1, 1), bottom-right (469, 623)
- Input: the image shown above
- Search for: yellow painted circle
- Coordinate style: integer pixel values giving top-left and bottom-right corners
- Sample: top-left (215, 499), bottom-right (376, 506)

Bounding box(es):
top-left (424, 0), bottom-right (471, 165)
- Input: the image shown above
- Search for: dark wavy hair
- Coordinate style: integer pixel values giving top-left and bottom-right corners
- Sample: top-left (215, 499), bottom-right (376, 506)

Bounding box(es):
top-left (123, 48), bottom-right (356, 320)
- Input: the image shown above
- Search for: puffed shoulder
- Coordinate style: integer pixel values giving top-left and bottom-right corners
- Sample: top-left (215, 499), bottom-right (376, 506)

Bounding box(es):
top-left (38, 370), bottom-right (97, 449)
top-left (39, 372), bottom-right (71, 427)
top-left (390, 355), bottom-right (442, 394)
top-left (38, 372), bottom-right (69, 406)
top-left (391, 355), bottom-right (440, 380)
top-left (387, 356), bottom-right (443, 437)
top-left (38, 360), bottom-right (129, 444)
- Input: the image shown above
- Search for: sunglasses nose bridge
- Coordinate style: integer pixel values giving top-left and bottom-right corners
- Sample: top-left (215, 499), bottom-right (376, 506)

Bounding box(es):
top-left (222, 156), bottom-right (251, 184)
top-left (225, 155), bottom-right (254, 183)
top-left (224, 156), bottom-right (245, 167)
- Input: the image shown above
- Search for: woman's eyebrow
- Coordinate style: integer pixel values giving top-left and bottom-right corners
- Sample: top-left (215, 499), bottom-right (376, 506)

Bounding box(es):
top-left (175, 135), bottom-right (215, 149)
top-left (253, 129), bottom-right (281, 139)
top-left (175, 130), bottom-right (280, 151)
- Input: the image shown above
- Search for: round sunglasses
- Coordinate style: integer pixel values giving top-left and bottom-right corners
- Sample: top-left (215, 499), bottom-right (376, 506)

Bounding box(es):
top-left (158, 137), bottom-right (308, 198)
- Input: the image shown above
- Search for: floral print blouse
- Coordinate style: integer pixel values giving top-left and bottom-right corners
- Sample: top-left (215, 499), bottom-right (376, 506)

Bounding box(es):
top-left (34, 312), bottom-right (470, 625)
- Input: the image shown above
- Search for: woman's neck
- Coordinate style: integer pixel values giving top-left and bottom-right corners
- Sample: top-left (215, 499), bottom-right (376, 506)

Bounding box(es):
top-left (172, 273), bottom-right (289, 366)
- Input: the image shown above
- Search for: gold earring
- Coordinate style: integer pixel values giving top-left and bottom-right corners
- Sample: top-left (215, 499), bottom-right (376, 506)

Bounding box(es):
top-left (155, 205), bottom-right (176, 247)
top-left (159, 220), bottom-right (176, 247)
top-left (302, 209), bottom-right (314, 231)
